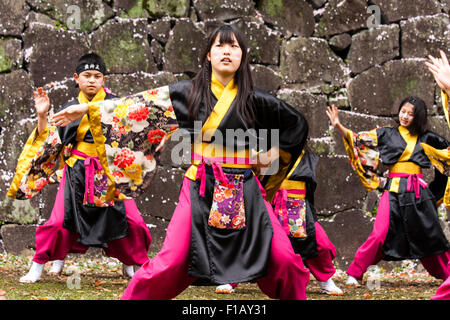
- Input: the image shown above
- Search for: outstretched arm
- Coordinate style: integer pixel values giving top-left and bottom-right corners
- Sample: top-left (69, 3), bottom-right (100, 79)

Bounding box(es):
top-left (425, 50), bottom-right (450, 95)
top-left (51, 103), bottom-right (88, 127)
top-left (325, 104), bottom-right (348, 137)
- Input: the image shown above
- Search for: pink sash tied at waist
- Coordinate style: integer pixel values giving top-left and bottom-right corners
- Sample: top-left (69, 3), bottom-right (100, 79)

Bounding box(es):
top-left (191, 152), bottom-right (253, 165)
top-left (388, 172), bottom-right (427, 199)
top-left (195, 160), bottom-right (229, 197)
top-left (71, 149), bottom-right (102, 204)
top-left (192, 153), bottom-right (267, 198)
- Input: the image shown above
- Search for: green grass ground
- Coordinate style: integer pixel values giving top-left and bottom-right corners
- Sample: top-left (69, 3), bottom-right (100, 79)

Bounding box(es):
top-left (0, 253), bottom-right (442, 300)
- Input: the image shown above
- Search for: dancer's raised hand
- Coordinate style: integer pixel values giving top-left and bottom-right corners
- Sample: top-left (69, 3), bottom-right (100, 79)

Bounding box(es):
top-left (33, 87), bottom-right (50, 135)
top-left (33, 87), bottom-right (50, 118)
top-left (425, 50), bottom-right (450, 94)
top-left (326, 104), bottom-right (348, 137)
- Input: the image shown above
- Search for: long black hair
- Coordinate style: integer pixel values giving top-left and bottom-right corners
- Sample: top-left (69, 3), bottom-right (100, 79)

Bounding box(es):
top-left (397, 96), bottom-right (429, 136)
top-left (187, 24), bottom-right (255, 125)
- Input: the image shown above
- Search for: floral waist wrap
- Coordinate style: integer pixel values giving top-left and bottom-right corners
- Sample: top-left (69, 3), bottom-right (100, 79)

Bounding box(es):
top-left (272, 188), bottom-right (307, 238)
top-left (196, 162), bottom-right (252, 231)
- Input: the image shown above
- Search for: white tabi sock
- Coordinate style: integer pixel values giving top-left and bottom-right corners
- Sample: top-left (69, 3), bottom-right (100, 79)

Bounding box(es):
top-left (122, 264), bottom-right (135, 279)
top-left (20, 262), bottom-right (45, 283)
top-left (215, 284), bottom-right (235, 294)
top-left (48, 259), bottom-right (65, 275)
top-left (346, 275), bottom-right (360, 286)
top-left (320, 278), bottom-right (343, 295)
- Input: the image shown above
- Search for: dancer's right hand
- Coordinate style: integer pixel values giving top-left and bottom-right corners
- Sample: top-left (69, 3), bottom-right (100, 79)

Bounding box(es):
top-left (326, 104), bottom-right (348, 137)
top-left (326, 105), bottom-right (340, 128)
top-left (33, 87), bottom-right (50, 119)
top-left (33, 87), bottom-right (50, 135)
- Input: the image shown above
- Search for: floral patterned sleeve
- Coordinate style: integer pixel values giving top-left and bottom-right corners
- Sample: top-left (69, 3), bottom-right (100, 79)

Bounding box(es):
top-left (342, 128), bottom-right (382, 191)
top-left (86, 85), bottom-right (179, 201)
top-left (7, 125), bottom-right (64, 200)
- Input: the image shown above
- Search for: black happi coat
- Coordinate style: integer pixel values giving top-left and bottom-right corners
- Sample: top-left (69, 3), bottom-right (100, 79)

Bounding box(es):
top-left (355, 127), bottom-right (450, 261)
top-left (169, 80), bottom-right (309, 284)
top-left (279, 152), bottom-right (320, 260)
top-left (377, 127), bottom-right (450, 260)
top-left (59, 93), bottom-right (129, 247)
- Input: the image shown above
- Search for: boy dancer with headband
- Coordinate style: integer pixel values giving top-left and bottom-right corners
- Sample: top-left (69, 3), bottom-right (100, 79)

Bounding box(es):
top-left (9, 53), bottom-right (152, 283)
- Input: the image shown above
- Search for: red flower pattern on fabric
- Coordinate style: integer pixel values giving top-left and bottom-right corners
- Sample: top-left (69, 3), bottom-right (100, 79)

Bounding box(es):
top-left (128, 105), bottom-right (150, 122)
top-left (147, 129), bottom-right (166, 145)
top-left (113, 148), bottom-right (135, 169)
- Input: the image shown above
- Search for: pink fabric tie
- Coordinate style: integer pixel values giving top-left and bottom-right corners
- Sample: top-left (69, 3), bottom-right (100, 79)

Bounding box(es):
top-left (388, 172), bottom-right (427, 199)
top-left (71, 149), bottom-right (102, 204)
top-left (272, 189), bottom-right (289, 235)
top-left (272, 188), bottom-right (307, 235)
top-left (192, 152), bottom-right (252, 165)
top-left (253, 175), bottom-right (267, 198)
top-left (195, 159), bottom-right (228, 197)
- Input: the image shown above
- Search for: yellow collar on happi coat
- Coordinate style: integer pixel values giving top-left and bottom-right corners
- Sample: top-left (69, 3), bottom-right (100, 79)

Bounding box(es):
top-left (75, 88), bottom-right (107, 142)
top-left (78, 87), bottom-right (106, 104)
top-left (201, 73), bottom-right (238, 141)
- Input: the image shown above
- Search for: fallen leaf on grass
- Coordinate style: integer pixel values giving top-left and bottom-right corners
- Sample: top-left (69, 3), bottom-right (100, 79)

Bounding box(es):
top-left (0, 289), bottom-right (6, 296)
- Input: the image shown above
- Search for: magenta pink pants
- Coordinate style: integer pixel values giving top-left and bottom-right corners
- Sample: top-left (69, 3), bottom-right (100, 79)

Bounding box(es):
top-left (32, 170), bottom-right (151, 266)
top-left (230, 221), bottom-right (337, 291)
top-left (303, 222), bottom-right (337, 282)
top-left (347, 191), bottom-right (450, 281)
top-left (431, 260), bottom-right (450, 300)
top-left (121, 177), bottom-right (311, 300)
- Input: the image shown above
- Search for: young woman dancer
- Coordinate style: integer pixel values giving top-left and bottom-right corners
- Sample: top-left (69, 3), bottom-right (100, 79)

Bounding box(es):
top-left (326, 96), bottom-right (450, 287)
top-left (50, 25), bottom-right (311, 300)
top-left (426, 49), bottom-right (450, 300)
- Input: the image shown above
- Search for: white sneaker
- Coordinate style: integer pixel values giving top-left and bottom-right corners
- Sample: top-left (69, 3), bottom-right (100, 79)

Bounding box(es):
top-left (122, 264), bottom-right (135, 279)
top-left (320, 278), bottom-right (343, 296)
top-left (345, 275), bottom-right (361, 287)
top-left (215, 284), bottom-right (235, 294)
top-left (20, 262), bottom-right (45, 283)
top-left (48, 259), bottom-right (65, 276)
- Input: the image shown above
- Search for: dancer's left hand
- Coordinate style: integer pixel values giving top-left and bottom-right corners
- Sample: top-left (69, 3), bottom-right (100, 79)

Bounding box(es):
top-left (51, 103), bottom-right (89, 127)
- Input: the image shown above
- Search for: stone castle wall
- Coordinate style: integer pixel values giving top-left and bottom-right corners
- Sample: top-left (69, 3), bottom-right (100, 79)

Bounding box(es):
top-left (1, 0), bottom-right (449, 269)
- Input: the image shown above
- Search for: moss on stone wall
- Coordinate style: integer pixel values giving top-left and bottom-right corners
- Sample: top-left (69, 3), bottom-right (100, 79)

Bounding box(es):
top-left (99, 31), bottom-right (149, 73)
top-left (391, 79), bottom-right (418, 101)
top-left (1, 197), bottom-right (38, 225)
top-left (123, 0), bottom-right (148, 18)
top-left (146, 0), bottom-right (188, 17)
top-left (0, 46), bottom-right (12, 72)
top-left (263, 0), bottom-right (284, 18)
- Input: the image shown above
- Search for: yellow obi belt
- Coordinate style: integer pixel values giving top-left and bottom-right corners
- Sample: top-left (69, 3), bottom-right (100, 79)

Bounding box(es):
top-left (66, 141), bottom-right (98, 167)
top-left (388, 162), bottom-right (422, 175)
top-left (388, 162), bottom-right (425, 198)
top-left (185, 143), bottom-right (253, 181)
